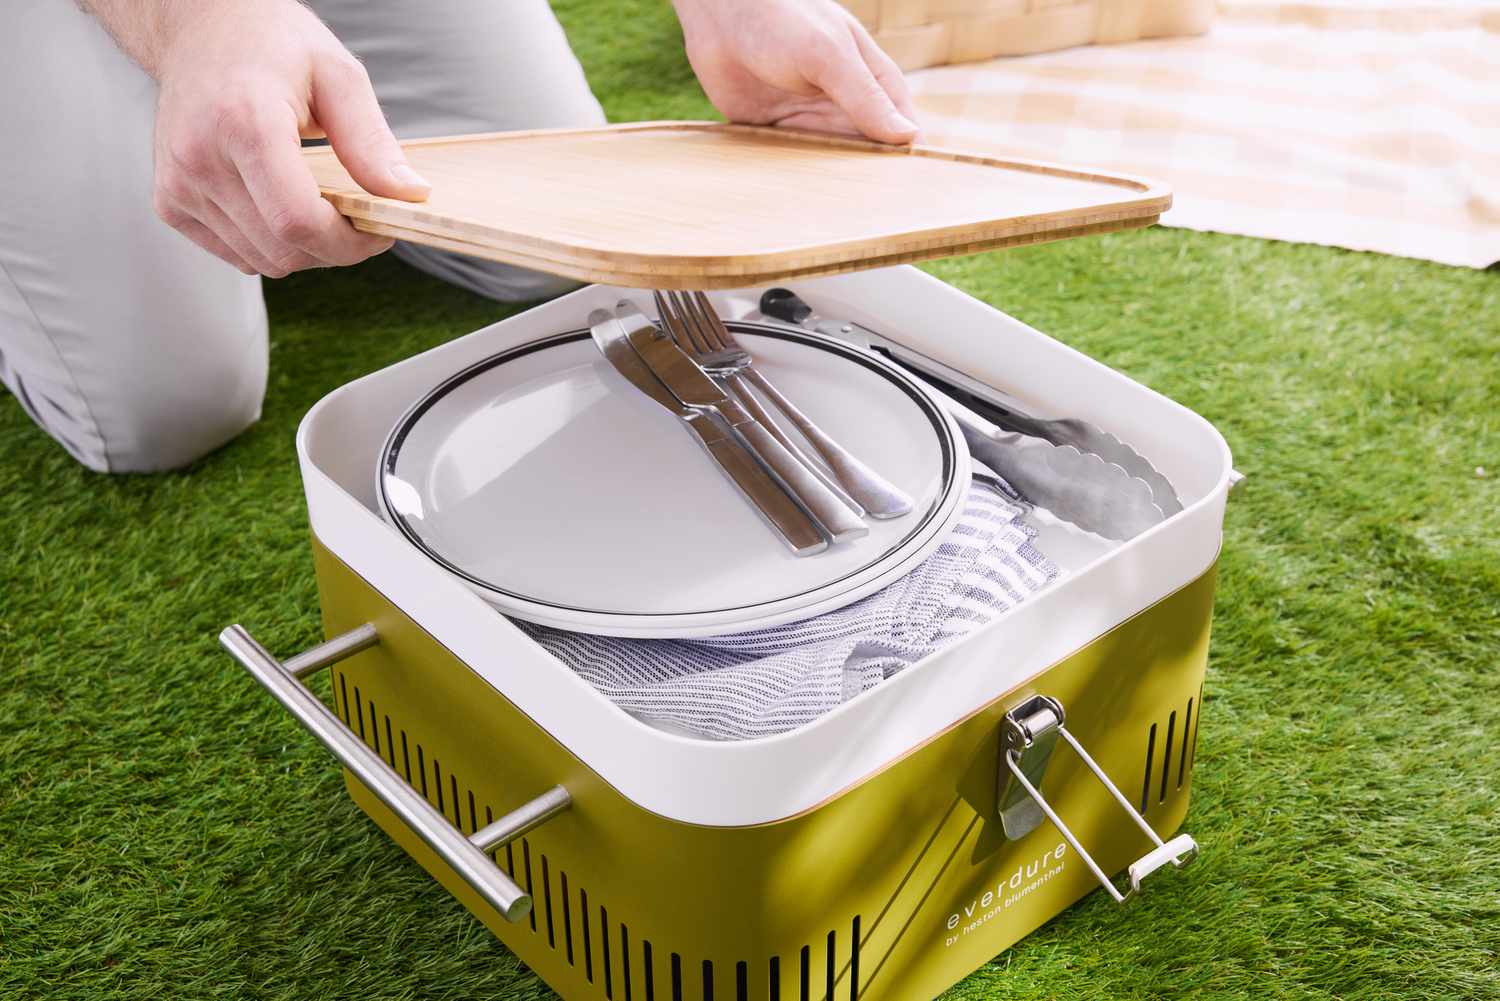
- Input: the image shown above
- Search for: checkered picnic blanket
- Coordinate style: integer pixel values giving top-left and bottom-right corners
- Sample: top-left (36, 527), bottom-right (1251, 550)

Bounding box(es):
top-left (908, 0), bottom-right (1500, 268)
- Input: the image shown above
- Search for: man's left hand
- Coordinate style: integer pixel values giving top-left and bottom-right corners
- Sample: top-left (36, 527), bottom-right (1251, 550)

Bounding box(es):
top-left (673, 0), bottom-right (921, 145)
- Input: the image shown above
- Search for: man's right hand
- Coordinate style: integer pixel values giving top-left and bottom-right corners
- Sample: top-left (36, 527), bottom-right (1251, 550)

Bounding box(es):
top-left (87, 0), bottom-right (429, 277)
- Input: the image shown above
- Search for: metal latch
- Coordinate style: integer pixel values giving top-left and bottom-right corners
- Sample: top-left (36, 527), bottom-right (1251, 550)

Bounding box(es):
top-left (998, 694), bottom-right (1198, 905)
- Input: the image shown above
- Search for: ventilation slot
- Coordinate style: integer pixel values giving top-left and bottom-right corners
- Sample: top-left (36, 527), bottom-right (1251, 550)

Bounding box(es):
top-left (543, 856), bottom-right (556, 949)
top-left (1141, 692), bottom-right (1208, 811)
top-left (1189, 682), bottom-right (1204, 771)
top-left (352, 686), bottom-right (366, 740)
top-left (849, 916), bottom-right (861, 1001)
top-left (563, 872), bottom-right (575, 966)
top-left (582, 887), bottom-right (594, 983)
top-left (524, 841), bottom-right (537, 933)
top-left (601, 904), bottom-right (613, 998)
top-left (825, 930), bottom-right (836, 1001)
top-left (1177, 698), bottom-right (1194, 790)
top-left (1159, 710), bottom-right (1176, 803)
top-left (1140, 722), bottom-right (1157, 813)
top-left (335, 696), bottom-right (875, 1001)
top-left (620, 923), bottom-right (632, 1001)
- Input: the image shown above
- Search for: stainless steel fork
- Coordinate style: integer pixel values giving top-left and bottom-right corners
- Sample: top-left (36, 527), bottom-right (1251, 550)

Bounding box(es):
top-left (653, 291), bottom-right (866, 518)
top-left (651, 292), bottom-right (869, 545)
top-left (677, 291), bottom-right (914, 519)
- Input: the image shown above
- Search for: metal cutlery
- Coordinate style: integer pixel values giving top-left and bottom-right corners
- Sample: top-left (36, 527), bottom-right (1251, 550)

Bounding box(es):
top-left (665, 291), bottom-right (915, 520)
top-left (615, 301), bottom-right (869, 546)
top-left (651, 291), bottom-right (866, 519)
top-left (948, 399), bottom-right (1166, 541)
top-left (589, 310), bottom-right (828, 556)
top-left (758, 288), bottom-right (1184, 517)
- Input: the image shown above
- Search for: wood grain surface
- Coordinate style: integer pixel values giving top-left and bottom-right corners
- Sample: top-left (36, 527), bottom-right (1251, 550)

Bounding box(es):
top-left (304, 122), bottom-right (1170, 290)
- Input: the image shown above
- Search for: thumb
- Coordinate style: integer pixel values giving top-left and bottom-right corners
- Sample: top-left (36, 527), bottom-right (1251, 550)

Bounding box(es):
top-left (804, 35), bottom-right (919, 145)
top-left (312, 56), bottom-right (431, 202)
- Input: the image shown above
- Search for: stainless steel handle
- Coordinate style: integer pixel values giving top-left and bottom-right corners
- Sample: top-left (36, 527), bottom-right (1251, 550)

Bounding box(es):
top-left (998, 695), bottom-right (1198, 906)
top-left (731, 419), bottom-right (869, 544)
top-left (219, 623), bottom-right (570, 922)
top-left (741, 368), bottom-right (914, 520)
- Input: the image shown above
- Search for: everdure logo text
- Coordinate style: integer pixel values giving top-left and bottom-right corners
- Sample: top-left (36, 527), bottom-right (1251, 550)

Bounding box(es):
top-left (942, 842), bottom-right (1067, 948)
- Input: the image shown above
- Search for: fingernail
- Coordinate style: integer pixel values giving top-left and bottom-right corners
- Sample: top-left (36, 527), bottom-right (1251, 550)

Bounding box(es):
top-left (889, 112), bottom-right (920, 138)
top-left (390, 162), bottom-right (431, 193)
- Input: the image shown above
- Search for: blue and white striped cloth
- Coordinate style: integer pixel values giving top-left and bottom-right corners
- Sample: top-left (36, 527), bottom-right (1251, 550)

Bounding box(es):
top-left (522, 478), bottom-right (1058, 740)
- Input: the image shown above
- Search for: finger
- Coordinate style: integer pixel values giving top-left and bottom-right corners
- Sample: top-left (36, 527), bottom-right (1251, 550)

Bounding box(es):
top-left (163, 180), bottom-right (282, 277)
top-left (311, 54), bottom-right (431, 202)
top-left (172, 216), bottom-right (257, 275)
top-left (802, 32), bottom-right (919, 145)
top-left (852, 28), bottom-right (922, 136)
top-left (230, 100), bottom-right (395, 266)
top-left (196, 186), bottom-right (320, 278)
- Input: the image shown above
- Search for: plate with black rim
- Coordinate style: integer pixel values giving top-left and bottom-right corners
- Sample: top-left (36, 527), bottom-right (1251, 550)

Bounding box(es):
top-left (376, 321), bottom-right (970, 638)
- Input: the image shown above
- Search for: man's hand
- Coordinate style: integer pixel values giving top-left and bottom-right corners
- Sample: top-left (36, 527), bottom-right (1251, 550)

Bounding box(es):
top-left (85, 0), bottom-right (428, 277)
top-left (672, 0), bottom-right (920, 145)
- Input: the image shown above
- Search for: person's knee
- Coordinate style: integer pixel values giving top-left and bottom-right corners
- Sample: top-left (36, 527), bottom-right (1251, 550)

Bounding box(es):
top-left (96, 337), bottom-right (269, 474)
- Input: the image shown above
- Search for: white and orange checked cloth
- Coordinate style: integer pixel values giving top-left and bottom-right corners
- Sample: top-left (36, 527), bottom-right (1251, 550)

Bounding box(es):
top-left (905, 0), bottom-right (1500, 268)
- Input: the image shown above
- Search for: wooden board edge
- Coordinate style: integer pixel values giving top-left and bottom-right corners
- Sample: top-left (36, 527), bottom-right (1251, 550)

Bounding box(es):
top-left (320, 189), bottom-right (1172, 277)
top-left (354, 214), bottom-right (1159, 291)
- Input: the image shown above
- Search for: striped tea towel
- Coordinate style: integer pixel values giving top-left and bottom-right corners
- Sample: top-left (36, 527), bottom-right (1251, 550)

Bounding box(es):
top-left (521, 478), bottom-right (1058, 740)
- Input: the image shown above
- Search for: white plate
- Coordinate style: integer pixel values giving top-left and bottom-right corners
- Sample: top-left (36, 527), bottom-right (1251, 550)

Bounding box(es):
top-left (376, 322), bottom-right (969, 637)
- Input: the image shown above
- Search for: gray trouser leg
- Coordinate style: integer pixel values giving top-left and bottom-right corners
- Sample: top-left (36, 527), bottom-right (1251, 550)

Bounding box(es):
top-left (313, 0), bottom-right (608, 302)
top-left (0, 0), bottom-right (268, 473)
top-left (0, 0), bottom-right (604, 472)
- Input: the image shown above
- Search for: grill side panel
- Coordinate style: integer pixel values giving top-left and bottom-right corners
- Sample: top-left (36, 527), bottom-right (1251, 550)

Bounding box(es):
top-left (313, 540), bottom-right (1215, 1001)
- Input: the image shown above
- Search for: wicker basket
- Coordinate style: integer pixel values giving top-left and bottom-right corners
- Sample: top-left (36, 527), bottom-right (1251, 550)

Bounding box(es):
top-left (841, 0), bottom-right (1216, 70)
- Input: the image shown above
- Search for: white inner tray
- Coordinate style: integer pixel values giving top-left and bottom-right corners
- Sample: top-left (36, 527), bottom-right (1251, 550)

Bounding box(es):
top-left (297, 267), bottom-right (1232, 826)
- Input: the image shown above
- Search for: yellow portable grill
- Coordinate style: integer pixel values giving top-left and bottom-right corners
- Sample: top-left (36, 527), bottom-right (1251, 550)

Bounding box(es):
top-left (220, 266), bottom-right (1234, 1001)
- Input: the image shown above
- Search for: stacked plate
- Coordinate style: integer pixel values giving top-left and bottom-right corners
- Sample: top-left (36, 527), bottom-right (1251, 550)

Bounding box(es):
top-left (376, 318), bottom-right (972, 638)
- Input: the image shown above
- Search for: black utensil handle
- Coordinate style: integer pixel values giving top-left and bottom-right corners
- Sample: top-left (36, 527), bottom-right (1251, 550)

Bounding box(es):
top-left (759, 288), bottom-right (813, 326)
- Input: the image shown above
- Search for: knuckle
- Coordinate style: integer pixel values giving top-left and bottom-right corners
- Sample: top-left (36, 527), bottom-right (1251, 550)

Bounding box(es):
top-left (800, 32), bottom-right (844, 74)
top-left (166, 134), bottom-right (216, 179)
top-left (266, 204), bottom-right (318, 245)
top-left (324, 51), bottom-right (370, 88)
top-left (152, 190), bottom-right (186, 227)
top-left (205, 80), bottom-right (285, 156)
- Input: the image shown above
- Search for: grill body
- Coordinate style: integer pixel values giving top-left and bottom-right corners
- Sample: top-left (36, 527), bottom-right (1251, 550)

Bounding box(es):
top-left (313, 538), bottom-right (1214, 1001)
top-left (229, 268), bottom-right (1236, 1000)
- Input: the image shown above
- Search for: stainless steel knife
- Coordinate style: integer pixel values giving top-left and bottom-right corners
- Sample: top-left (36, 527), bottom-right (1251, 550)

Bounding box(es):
top-left (758, 288), bottom-right (1184, 516)
top-left (615, 301), bottom-right (869, 545)
top-left (589, 310), bottom-right (828, 556)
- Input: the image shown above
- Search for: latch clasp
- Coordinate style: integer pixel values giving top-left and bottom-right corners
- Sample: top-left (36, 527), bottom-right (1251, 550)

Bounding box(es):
top-left (998, 694), bottom-right (1198, 905)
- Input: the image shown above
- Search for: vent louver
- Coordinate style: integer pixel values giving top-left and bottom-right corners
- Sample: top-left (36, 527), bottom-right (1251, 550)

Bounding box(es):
top-left (1140, 685), bottom-right (1204, 813)
top-left (338, 673), bottom-right (863, 1000)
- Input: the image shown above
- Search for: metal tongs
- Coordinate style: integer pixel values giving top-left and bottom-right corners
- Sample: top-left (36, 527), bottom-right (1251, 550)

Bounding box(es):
top-left (757, 289), bottom-right (1182, 541)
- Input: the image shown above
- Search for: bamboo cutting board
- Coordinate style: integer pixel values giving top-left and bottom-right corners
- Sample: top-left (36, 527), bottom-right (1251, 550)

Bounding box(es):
top-left (304, 122), bottom-right (1170, 290)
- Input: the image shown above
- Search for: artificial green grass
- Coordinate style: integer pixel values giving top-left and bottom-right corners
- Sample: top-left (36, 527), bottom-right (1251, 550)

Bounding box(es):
top-left (2, 3), bottom-right (1497, 998)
